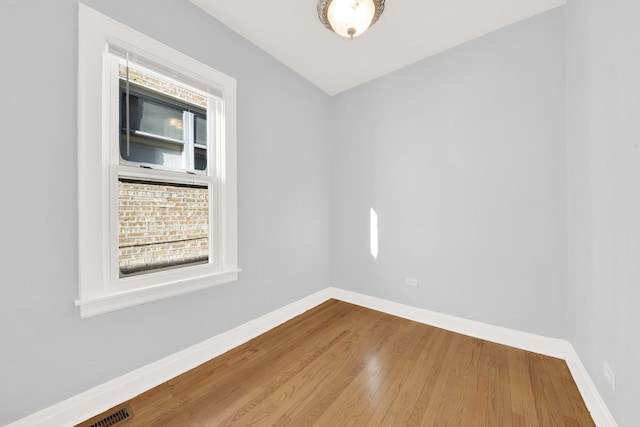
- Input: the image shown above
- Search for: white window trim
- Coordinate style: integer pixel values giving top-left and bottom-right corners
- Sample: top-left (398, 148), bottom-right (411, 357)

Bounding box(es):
top-left (76, 4), bottom-right (238, 318)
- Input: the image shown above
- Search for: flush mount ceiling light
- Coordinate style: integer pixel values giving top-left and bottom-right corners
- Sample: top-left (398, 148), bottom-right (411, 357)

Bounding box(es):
top-left (317, 0), bottom-right (385, 39)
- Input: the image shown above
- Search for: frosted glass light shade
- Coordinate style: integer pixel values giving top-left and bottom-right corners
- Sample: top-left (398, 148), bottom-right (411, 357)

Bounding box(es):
top-left (318, 0), bottom-right (385, 39)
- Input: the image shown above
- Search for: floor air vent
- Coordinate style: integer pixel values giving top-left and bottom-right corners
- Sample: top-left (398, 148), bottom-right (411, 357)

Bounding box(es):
top-left (76, 404), bottom-right (133, 427)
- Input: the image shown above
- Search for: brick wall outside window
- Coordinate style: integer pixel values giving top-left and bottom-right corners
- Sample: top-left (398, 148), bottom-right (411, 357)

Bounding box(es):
top-left (118, 180), bottom-right (209, 275)
top-left (119, 65), bottom-right (207, 108)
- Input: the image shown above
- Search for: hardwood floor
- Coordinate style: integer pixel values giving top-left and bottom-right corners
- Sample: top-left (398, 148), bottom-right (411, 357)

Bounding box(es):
top-left (78, 300), bottom-right (594, 426)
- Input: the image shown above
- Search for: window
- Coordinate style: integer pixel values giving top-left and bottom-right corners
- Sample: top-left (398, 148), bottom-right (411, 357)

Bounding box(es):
top-left (77, 5), bottom-right (238, 317)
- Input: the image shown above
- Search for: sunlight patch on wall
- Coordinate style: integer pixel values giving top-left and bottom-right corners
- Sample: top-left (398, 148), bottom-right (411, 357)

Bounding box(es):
top-left (370, 207), bottom-right (379, 259)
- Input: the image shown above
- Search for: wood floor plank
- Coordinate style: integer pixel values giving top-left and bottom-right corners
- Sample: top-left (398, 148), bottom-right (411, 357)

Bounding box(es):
top-left (507, 347), bottom-right (540, 426)
top-left (77, 300), bottom-right (595, 427)
top-left (529, 352), bottom-right (568, 426)
top-left (455, 337), bottom-right (485, 426)
top-left (495, 343), bottom-right (515, 426)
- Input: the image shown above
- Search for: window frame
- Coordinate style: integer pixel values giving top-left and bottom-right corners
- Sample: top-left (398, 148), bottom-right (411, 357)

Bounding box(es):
top-left (77, 4), bottom-right (238, 318)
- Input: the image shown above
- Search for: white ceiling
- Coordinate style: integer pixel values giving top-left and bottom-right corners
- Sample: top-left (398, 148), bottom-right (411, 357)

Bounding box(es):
top-left (191, 0), bottom-right (565, 96)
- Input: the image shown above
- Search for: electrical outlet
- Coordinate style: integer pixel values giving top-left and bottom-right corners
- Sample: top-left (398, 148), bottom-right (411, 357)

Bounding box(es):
top-left (603, 362), bottom-right (616, 391)
top-left (405, 277), bottom-right (418, 287)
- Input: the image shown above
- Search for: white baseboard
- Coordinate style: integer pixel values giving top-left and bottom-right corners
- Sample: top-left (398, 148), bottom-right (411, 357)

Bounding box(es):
top-left (563, 344), bottom-right (619, 427)
top-left (329, 288), bottom-right (571, 358)
top-left (6, 288), bottom-right (333, 427)
top-left (328, 287), bottom-right (618, 427)
top-left (7, 287), bottom-right (617, 427)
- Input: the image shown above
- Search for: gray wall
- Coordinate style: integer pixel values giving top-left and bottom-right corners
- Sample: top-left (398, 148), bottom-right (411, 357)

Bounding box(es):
top-left (330, 9), bottom-right (567, 337)
top-left (566, 0), bottom-right (640, 424)
top-left (0, 1), bottom-right (331, 424)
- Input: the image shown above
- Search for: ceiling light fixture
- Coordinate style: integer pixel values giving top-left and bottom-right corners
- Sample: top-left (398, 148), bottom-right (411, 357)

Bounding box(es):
top-left (317, 0), bottom-right (385, 39)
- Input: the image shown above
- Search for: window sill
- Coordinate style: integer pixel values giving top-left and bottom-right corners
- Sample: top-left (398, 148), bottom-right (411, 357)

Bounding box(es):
top-left (75, 268), bottom-right (240, 318)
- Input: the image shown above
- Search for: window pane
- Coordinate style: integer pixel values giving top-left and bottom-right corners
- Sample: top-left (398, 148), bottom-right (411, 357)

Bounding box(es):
top-left (118, 178), bottom-right (209, 277)
top-left (120, 139), bottom-right (184, 168)
top-left (122, 93), bottom-right (184, 141)
top-left (194, 148), bottom-right (207, 171)
top-left (194, 115), bottom-right (207, 146)
top-left (138, 99), bottom-right (184, 140)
